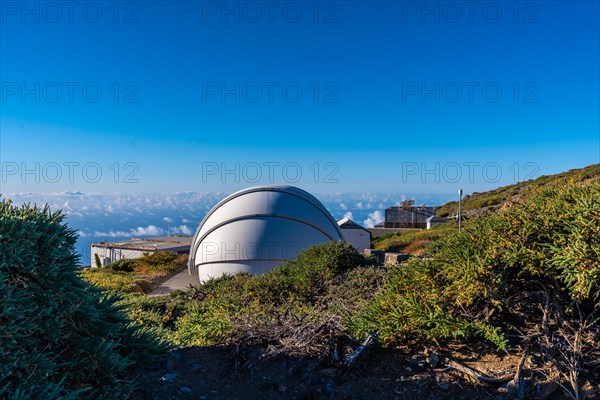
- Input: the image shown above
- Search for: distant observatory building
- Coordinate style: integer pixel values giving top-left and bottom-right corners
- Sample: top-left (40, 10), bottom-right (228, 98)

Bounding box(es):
top-left (189, 186), bottom-right (343, 282)
top-left (337, 217), bottom-right (372, 252)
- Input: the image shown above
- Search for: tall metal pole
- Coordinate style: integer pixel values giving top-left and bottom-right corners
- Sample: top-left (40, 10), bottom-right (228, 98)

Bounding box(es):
top-left (458, 189), bottom-right (463, 232)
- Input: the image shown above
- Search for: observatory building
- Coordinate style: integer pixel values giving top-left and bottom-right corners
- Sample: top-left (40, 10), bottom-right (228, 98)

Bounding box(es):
top-left (188, 185), bottom-right (343, 282)
top-left (337, 217), bottom-right (372, 252)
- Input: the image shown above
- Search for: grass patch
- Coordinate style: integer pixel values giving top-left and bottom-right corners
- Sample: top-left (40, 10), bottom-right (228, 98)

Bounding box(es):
top-left (372, 223), bottom-right (455, 255)
top-left (81, 269), bottom-right (154, 294)
top-left (81, 251), bottom-right (186, 293)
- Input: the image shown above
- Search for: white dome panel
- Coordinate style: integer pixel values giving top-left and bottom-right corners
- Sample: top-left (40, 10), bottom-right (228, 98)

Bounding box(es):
top-left (189, 186), bottom-right (342, 282)
top-left (196, 217), bottom-right (331, 264)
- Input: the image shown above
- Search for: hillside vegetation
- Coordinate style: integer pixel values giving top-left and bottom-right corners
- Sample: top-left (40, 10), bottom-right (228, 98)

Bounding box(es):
top-left (126, 168), bottom-right (599, 398)
top-left (2, 164), bottom-right (599, 399)
top-left (354, 179), bottom-right (599, 346)
top-left (436, 163), bottom-right (600, 217)
top-left (371, 223), bottom-right (455, 256)
top-left (121, 242), bottom-right (385, 348)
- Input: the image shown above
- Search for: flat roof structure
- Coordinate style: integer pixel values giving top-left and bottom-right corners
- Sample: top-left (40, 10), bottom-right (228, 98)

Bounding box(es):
top-left (92, 235), bottom-right (192, 252)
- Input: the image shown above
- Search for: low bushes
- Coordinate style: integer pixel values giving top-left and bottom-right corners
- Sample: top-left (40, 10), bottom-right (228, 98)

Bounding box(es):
top-left (351, 179), bottom-right (600, 365)
top-left (0, 199), bottom-right (165, 399)
top-left (348, 255), bottom-right (508, 349)
top-left (106, 258), bottom-right (136, 272)
top-left (372, 224), bottom-right (454, 255)
top-left (82, 269), bottom-right (154, 294)
top-left (120, 242), bottom-right (382, 347)
top-left (81, 251), bottom-right (185, 293)
top-left (174, 242), bottom-right (374, 346)
top-left (244, 241), bottom-right (366, 306)
top-left (135, 251), bottom-right (183, 274)
top-left (126, 177), bottom-right (599, 360)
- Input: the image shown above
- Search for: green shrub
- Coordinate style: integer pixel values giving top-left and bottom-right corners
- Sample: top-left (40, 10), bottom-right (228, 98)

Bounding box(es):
top-left (120, 293), bottom-right (189, 341)
top-left (351, 179), bottom-right (600, 350)
top-left (196, 272), bottom-right (252, 297)
top-left (327, 265), bottom-right (386, 320)
top-left (106, 258), bottom-right (136, 272)
top-left (94, 253), bottom-right (102, 268)
top-left (372, 223), bottom-right (453, 255)
top-left (0, 199), bottom-right (165, 399)
top-left (81, 268), bottom-right (154, 294)
top-left (135, 251), bottom-right (180, 274)
top-left (162, 242), bottom-right (371, 346)
top-left (244, 241), bottom-right (366, 306)
top-left (172, 294), bottom-right (239, 346)
top-left (131, 279), bottom-right (154, 293)
top-left (82, 251), bottom-right (183, 294)
top-left (348, 258), bottom-right (507, 349)
top-left (139, 250), bottom-right (177, 266)
top-left (467, 194), bottom-right (504, 209)
top-left (494, 180), bottom-right (600, 303)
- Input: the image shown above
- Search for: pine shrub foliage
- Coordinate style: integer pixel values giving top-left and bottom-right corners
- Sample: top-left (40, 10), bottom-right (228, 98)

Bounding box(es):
top-left (0, 199), bottom-right (165, 399)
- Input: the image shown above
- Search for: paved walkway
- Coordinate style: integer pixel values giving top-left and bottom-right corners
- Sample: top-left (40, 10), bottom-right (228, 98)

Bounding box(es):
top-left (149, 269), bottom-right (198, 296)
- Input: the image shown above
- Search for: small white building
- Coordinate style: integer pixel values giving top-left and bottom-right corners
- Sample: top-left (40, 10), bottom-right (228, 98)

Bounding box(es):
top-left (337, 217), bottom-right (372, 252)
top-left (91, 235), bottom-right (192, 267)
top-left (426, 215), bottom-right (446, 230)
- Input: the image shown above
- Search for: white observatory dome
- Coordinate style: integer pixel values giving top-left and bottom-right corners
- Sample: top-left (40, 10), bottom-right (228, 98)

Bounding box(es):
top-left (189, 185), bottom-right (343, 282)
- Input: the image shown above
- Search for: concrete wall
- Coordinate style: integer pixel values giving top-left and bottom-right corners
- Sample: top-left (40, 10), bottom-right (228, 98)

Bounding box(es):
top-left (341, 228), bottom-right (371, 252)
top-left (363, 249), bottom-right (411, 266)
top-left (426, 220), bottom-right (444, 230)
top-left (368, 228), bottom-right (414, 237)
top-left (90, 246), bottom-right (145, 267)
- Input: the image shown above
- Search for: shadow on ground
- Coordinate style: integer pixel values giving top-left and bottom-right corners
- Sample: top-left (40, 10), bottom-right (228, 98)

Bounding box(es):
top-left (128, 344), bottom-right (545, 400)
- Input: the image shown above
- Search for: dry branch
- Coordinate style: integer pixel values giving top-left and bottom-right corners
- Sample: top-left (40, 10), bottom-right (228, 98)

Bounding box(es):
top-left (440, 357), bottom-right (510, 384)
top-left (343, 329), bottom-right (378, 367)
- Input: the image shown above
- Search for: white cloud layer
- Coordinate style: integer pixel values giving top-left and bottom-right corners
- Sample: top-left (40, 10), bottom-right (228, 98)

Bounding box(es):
top-left (5, 191), bottom-right (454, 263)
top-left (93, 224), bottom-right (193, 238)
top-left (363, 210), bottom-right (384, 228)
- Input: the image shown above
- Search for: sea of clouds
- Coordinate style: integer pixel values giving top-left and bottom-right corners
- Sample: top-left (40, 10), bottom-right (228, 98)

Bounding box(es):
top-left (5, 191), bottom-right (453, 265)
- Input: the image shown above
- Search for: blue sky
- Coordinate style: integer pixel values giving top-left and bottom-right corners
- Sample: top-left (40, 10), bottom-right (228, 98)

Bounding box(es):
top-left (1, 0), bottom-right (599, 195)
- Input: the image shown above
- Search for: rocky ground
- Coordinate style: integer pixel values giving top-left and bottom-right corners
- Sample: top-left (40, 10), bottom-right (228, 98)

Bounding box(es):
top-left (128, 341), bottom-right (598, 400)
